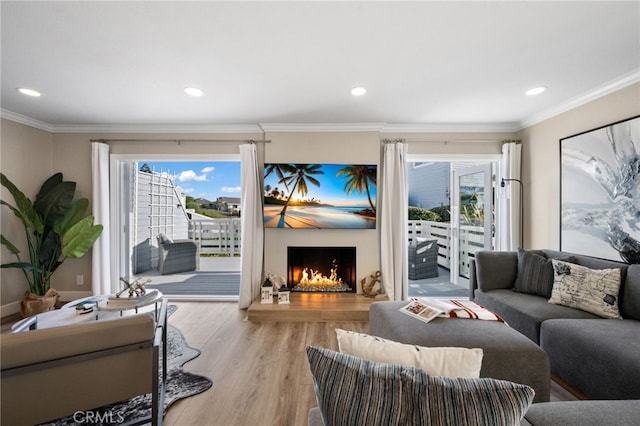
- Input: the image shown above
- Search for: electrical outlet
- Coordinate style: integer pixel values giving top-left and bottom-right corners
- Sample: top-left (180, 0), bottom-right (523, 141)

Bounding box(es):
top-left (76, 275), bottom-right (84, 286)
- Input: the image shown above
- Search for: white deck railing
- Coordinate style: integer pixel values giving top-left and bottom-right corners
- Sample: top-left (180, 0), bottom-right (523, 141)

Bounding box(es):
top-left (408, 220), bottom-right (485, 277)
top-left (189, 219), bottom-right (241, 256)
top-left (188, 218), bottom-right (484, 277)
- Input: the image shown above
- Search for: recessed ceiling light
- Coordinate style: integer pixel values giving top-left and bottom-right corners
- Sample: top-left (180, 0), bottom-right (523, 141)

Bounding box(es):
top-left (17, 87), bottom-right (41, 97)
top-left (525, 86), bottom-right (547, 96)
top-left (351, 87), bottom-right (367, 96)
top-left (184, 87), bottom-right (204, 97)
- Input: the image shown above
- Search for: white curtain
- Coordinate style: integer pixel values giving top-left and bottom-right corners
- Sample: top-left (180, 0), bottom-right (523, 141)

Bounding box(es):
top-left (238, 143), bottom-right (264, 309)
top-left (380, 141), bottom-right (408, 301)
top-left (91, 142), bottom-right (112, 295)
top-left (496, 141), bottom-right (522, 250)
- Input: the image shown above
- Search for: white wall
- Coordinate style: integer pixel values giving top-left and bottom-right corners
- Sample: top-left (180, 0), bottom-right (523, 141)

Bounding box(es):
top-left (519, 83), bottom-right (640, 249)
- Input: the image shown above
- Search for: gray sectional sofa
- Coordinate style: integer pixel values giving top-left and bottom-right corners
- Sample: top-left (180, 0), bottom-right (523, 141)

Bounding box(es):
top-left (471, 249), bottom-right (640, 400)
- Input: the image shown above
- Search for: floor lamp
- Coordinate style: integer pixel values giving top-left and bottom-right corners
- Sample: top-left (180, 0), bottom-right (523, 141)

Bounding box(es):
top-left (501, 178), bottom-right (524, 249)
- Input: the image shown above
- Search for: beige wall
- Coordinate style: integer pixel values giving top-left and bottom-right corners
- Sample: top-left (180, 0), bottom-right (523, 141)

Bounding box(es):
top-left (519, 83), bottom-right (640, 249)
top-left (263, 132), bottom-right (381, 291)
top-left (1, 83), bottom-right (638, 311)
top-left (48, 132), bottom-right (263, 298)
top-left (1, 119), bottom-right (54, 308)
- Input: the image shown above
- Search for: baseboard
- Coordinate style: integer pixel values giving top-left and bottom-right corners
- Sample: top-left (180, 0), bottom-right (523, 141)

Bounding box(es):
top-left (0, 300), bottom-right (22, 320)
top-left (1, 290), bottom-right (92, 320)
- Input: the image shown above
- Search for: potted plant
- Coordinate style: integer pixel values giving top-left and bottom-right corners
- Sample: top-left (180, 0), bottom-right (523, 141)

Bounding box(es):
top-left (1, 172), bottom-right (103, 317)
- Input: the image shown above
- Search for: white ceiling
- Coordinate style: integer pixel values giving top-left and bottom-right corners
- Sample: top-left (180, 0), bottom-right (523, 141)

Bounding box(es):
top-left (1, 1), bottom-right (639, 132)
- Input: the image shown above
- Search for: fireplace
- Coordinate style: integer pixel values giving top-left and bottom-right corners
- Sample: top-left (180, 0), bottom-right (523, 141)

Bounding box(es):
top-left (287, 246), bottom-right (356, 292)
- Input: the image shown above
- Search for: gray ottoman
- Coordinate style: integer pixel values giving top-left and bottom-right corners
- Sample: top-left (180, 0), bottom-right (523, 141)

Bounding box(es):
top-left (369, 301), bottom-right (550, 403)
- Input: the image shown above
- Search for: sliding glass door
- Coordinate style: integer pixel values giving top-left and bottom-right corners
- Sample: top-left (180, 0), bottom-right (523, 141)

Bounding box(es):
top-left (450, 164), bottom-right (494, 285)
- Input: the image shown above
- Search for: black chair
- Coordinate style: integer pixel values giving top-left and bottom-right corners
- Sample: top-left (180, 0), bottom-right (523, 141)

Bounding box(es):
top-left (408, 239), bottom-right (439, 279)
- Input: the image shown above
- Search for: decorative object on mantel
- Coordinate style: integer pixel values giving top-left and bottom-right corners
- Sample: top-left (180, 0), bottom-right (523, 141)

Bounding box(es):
top-left (264, 272), bottom-right (285, 295)
top-left (560, 115), bottom-right (640, 263)
top-left (261, 278), bottom-right (274, 304)
top-left (361, 270), bottom-right (383, 298)
top-left (278, 288), bottom-right (290, 304)
top-left (0, 173), bottom-right (104, 317)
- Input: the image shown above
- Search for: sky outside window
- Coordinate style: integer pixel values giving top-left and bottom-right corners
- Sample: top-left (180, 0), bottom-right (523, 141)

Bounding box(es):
top-left (140, 161), bottom-right (240, 201)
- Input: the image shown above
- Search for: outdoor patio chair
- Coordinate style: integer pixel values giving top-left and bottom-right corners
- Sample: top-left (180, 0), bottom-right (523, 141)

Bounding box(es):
top-left (408, 238), bottom-right (439, 279)
top-left (157, 234), bottom-right (198, 275)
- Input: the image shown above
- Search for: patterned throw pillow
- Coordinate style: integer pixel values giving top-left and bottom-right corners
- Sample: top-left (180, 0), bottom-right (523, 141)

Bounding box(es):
top-left (306, 346), bottom-right (534, 426)
top-left (549, 260), bottom-right (622, 319)
top-left (513, 249), bottom-right (554, 297)
top-left (335, 328), bottom-right (483, 378)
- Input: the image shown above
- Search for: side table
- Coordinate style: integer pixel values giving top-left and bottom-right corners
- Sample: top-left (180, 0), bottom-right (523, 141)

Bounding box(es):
top-left (11, 291), bottom-right (164, 332)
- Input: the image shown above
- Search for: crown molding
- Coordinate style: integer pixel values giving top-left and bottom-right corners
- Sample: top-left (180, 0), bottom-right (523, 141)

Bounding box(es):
top-left (518, 69), bottom-right (640, 130)
top-left (259, 122), bottom-right (386, 132)
top-left (381, 122), bottom-right (520, 134)
top-left (4, 69), bottom-right (638, 135)
top-left (0, 109), bottom-right (54, 132)
top-left (48, 123), bottom-right (264, 134)
top-left (0, 112), bottom-right (264, 134)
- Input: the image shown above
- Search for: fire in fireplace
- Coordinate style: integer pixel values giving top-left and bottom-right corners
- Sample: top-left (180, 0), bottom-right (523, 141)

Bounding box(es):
top-left (287, 246), bottom-right (356, 292)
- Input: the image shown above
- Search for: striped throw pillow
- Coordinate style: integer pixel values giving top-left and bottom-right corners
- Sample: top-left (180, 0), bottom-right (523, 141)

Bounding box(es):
top-left (306, 346), bottom-right (534, 426)
top-left (513, 249), bottom-right (555, 297)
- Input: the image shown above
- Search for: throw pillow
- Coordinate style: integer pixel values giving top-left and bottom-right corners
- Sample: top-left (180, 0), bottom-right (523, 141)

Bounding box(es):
top-left (513, 249), bottom-right (554, 297)
top-left (306, 346), bottom-right (534, 426)
top-left (549, 260), bottom-right (623, 319)
top-left (335, 328), bottom-right (483, 378)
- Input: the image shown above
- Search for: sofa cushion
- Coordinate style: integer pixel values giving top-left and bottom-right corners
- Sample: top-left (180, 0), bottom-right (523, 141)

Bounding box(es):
top-left (621, 264), bottom-right (640, 320)
top-left (513, 249), bottom-right (554, 298)
top-left (524, 400), bottom-right (640, 426)
top-left (474, 251), bottom-right (519, 292)
top-left (306, 346), bottom-right (534, 426)
top-left (335, 328), bottom-right (483, 378)
top-left (474, 289), bottom-right (600, 344)
top-left (549, 260), bottom-right (622, 319)
top-left (540, 319), bottom-right (640, 400)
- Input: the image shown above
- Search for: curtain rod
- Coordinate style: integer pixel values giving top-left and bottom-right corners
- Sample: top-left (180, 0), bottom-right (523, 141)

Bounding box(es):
top-left (90, 138), bottom-right (270, 144)
top-left (384, 138), bottom-right (518, 144)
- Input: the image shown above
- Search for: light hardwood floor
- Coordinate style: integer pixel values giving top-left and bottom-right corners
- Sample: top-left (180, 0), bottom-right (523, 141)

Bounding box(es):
top-left (164, 301), bottom-right (368, 426)
top-left (164, 301), bottom-right (577, 426)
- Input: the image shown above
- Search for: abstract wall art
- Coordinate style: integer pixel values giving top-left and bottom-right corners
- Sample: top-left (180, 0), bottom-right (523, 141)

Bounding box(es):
top-left (560, 115), bottom-right (640, 263)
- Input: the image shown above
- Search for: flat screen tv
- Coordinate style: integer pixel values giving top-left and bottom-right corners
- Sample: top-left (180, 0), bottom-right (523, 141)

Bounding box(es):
top-left (263, 163), bottom-right (377, 229)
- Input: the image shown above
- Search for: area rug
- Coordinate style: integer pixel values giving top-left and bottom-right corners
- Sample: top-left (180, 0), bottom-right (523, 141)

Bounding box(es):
top-left (42, 305), bottom-right (212, 425)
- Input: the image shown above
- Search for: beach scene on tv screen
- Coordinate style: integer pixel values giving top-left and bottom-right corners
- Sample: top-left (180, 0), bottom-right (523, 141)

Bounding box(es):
top-left (263, 163), bottom-right (377, 229)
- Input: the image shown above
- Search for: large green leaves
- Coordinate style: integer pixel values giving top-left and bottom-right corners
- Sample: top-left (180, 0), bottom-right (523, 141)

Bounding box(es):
top-left (0, 173), bottom-right (43, 233)
top-left (1, 172), bottom-right (103, 295)
top-left (54, 198), bottom-right (89, 235)
top-left (34, 173), bottom-right (76, 227)
top-left (62, 216), bottom-right (103, 258)
top-left (0, 234), bottom-right (20, 255)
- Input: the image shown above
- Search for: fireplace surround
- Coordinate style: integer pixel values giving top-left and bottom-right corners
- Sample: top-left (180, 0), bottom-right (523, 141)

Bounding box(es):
top-left (287, 246), bottom-right (356, 293)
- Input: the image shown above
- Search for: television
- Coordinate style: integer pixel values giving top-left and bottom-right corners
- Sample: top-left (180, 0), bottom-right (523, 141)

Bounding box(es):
top-left (263, 163), bottom-right (377, 229)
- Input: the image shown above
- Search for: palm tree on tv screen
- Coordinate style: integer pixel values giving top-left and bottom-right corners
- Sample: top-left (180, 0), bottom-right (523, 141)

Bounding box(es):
top-left (264, 163), bottom-right (291, 193)
top-left (337, 165), bottom-right (377, 214)
top-left (278, 164), bottom-right (324, 215)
